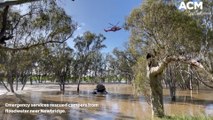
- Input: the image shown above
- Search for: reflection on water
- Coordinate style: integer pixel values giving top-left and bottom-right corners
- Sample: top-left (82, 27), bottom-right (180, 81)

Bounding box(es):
top-left (206, 104), bottom-right (213, 116)
top-left (2, 84), bottom-right (213, 120)
top-left (31, 92), bottom-right (42, 103)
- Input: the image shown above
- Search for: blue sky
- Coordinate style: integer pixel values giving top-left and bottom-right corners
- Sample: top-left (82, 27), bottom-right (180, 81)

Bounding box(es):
top-left (59, 0), bottom-right (142, 53)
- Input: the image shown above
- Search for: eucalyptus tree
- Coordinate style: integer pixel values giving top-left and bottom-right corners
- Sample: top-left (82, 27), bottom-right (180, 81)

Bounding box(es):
top-left (112, 48), bottom-right (135, 84)
top-left (0, 49), bottom-right (35, 92)
top-left (198, 0), bottom-right (213, 75)
top-left (0, 1), bottom-right (76, 51)
top-left (88, 52), bottom-right (108, 83)
top-left (0, 49), bottom-right (10, 91)
top-left (15, 49), bottom-right (37, 90)
top-left (106, 54), bottom-right (119, 83)
top-left (3, 50), bottom-right (24, 93)
top-left (22, 46), bottom-right (42, 85)
top-left (163, 63), bottom-right (184, 101)
top-left (126, 0), bottom-right (212, 117)
top-left (0, 0), bottom-right (76, 93)
top-left (33, 45), bottom-right (54, 83)
top-left (73, 31), bottom-right (106, 93)
top-left (51, 43), bottom-right (74, 93)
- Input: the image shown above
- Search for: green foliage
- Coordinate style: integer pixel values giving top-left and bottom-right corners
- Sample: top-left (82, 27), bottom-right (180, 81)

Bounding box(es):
top-left (109, 48), bottom-right (135, 83)
top-left (126, 0), bottom-right (203, 59)
top-left (125, 0), bottom-right (211, 93)
top-left (125, 1), bottom-right (212, 116)
top-left (0, 0), bottom-right (76, 50)
top-left (161, 115), bottom-right (213, 120)
top-left (132, 56), bottom-right (151, 101)
top-left (73, 31), bottom-right (106, 84)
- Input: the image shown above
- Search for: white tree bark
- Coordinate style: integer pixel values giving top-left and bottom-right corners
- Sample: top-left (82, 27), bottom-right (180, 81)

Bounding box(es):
top-left (149, 56), bottom-right (205, 77)
top-left (147, 55), bottom-right (210, 117)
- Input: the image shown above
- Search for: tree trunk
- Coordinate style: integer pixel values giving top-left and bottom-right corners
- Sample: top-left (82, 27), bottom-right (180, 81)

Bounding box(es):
top-left (188, 65), bottom-right (193, 90)
top-left (170, 86), bottom-right (176, 101)
top-left (38, 74), bottom-right (42, 83)
top-left (59, 83), bottom-right (65, 94)
top-left (59, 84), bottom-right (62, 91)
top-left (15, 74), bottom-right (19, 91)
top-left (21, 81), bottom-right (26, 90)
top-left (0, 79), bottom-right (10, 92)
top-left (150, 75), bottom-right (164, 117)
top-left (60, 79), bottom-right (65, 94)
top-left (16, 77), bottom-right (18, 91)
top-left (30, 69), bottom-right (33, 85)
top-left (77, 76), bottom-right (81, 94)
top-left (77, 80), bottom-right (80, 93)
top-left (21, 76), bottom-right (28, 90)
top-left (9, 83), bottom-right (14, 93)
top-left (62, 83), bottom-right (65, 94)
top-left (146, 55), bottom-right (208, 118)
top-left (30, 76), bottom-right (33, 85)
top-left (8, 73), bottom-right (15, 93)
top-left (168, 66), bottom-right (176, 102)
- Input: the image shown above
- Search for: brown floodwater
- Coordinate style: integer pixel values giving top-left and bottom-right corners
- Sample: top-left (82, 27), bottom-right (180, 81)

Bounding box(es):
top-left (1, 84), bottom-right (213, 120)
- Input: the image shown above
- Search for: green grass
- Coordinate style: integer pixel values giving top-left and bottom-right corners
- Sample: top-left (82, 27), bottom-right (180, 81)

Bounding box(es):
top-left (161, 115), bottom-right (213, 120)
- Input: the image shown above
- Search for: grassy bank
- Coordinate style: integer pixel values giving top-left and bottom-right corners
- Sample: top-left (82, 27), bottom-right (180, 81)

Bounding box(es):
top-left (162, 115), bottom-right (213, 120)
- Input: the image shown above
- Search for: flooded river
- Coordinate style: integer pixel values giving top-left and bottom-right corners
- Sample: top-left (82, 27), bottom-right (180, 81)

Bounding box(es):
top-left (1, 84), bottom-right (213, 120)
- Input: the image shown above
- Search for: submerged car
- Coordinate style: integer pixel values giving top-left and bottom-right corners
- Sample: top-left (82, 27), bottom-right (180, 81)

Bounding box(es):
top-left (92, 83), bottom-right (108, 94)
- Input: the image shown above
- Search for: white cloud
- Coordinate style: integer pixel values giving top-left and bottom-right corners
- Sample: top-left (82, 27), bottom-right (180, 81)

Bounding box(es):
top-left (74, 22), bottom-right (86, 38)
top-left (76, 22), bottom-right (86, 31)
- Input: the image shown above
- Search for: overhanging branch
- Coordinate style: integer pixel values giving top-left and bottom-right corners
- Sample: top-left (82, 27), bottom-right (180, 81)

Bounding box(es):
top-left (193, 68), bottom-right (213, 88)
top-left (0, 34), bottom-right (72, 51)
top-left (0, 0), bottom-right (75, 7)
top-left (0, 0), bottom-right (40, 8)
top-left (149, 56), bottom-right (206, 76)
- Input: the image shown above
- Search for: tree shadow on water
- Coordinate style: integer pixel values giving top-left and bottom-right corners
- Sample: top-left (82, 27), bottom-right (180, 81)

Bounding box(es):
top-left (164, 95), bottom-right (213, 106)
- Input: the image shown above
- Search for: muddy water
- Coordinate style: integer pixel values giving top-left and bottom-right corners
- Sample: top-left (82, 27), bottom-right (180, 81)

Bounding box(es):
top-left (2, 84), bottom-right (213, 120)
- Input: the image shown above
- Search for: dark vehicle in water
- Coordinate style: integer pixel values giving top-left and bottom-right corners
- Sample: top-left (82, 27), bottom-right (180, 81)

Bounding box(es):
top-left (92, 83), bottom-right (108, 94)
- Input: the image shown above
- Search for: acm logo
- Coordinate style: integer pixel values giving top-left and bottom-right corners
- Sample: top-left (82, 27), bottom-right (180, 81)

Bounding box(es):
top-left (178, 1), bottom-right (203, 10)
